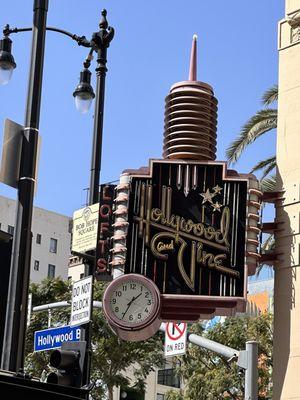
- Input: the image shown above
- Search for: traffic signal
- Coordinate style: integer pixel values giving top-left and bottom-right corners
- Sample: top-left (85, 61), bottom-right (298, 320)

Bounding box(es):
top-left (47, 341), bottom-right (86, 388)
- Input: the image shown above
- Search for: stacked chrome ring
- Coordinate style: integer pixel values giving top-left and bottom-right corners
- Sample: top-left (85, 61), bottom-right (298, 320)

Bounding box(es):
top-left (163, 81), bottom-right (218, 160)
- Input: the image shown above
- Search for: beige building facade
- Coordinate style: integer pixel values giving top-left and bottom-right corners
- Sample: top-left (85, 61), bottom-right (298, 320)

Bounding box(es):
top-left (0, 195), bottom-right (71, 282)
top-left (273, 0), bottom-right (300, 398)
top-left (112, 361), bottom-right (182, 400)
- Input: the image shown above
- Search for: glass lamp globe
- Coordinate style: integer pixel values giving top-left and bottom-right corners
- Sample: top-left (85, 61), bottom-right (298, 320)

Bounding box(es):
top-left (0, 36), bottom-right (16, 85)
top-left (74, 92), bottom-right (94, 114)
top-left (73, 69), bottom-right (95, 114)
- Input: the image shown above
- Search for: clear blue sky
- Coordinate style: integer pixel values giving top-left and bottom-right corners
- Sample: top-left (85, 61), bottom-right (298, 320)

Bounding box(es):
top-left (0, 0), bottom-right (283, 217)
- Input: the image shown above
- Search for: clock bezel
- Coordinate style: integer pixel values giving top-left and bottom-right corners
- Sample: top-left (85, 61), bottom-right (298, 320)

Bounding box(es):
top-left (103, 273), bottom-right (161, 331)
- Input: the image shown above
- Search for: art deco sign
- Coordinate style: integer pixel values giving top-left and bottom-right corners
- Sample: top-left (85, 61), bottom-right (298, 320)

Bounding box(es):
top-left (111, 160), bottom-right (261, 319)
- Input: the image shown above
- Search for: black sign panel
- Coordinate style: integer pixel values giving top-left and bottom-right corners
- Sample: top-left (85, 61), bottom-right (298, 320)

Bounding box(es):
top-left (124, 161), bottom-right (248, 297)
top-left (95, 184), bottom-right (116, 280)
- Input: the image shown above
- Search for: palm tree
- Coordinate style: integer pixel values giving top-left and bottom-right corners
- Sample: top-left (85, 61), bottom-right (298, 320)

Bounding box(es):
top-left (226, 85), bottom-right (278, 191)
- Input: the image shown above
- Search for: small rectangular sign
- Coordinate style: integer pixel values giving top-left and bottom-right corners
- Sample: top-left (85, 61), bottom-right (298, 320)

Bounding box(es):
top-left (70, 275), bottom-right (93, 327)
top-left (164, 322), bottom-right (187, 357)
top-left (34, 325), bottom-right (81, 352)
top-left (72, 203), bottom-right (99, 253)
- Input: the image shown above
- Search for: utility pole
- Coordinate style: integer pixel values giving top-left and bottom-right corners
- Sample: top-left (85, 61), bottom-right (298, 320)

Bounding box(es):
top-left (1, 0), bottom-right (48, 372)
top-left (273, 1), bottom-right (300, 398)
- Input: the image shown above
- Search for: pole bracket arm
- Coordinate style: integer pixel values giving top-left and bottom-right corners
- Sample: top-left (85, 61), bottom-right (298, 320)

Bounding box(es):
top-left (3, 24), bottom-right (92, 48)
top-left (237, 349), bottom-right (248, 370)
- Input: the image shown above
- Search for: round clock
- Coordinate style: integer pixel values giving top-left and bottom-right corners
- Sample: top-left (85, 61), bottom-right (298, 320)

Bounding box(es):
top-left (103, 274), bottom-right (161, 341)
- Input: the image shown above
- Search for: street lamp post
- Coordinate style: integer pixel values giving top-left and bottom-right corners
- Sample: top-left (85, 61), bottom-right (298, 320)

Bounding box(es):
top-left (0, 1), bottom-right (114, 379)
top-left (1, 0), bottom-right (49, 373)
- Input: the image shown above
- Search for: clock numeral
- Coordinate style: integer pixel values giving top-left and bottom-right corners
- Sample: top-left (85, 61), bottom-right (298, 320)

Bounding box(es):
top-left (112, 298), bottom-right (116, 304)
top-left (140, 285), bottom-right (143, 292)
top-left (145, 291), bottom-right (150, 298)
top-left (130, 283), bottom-right (136, 290)
top-left (145, 308), bottom-right (149, 313)
top-left (115, 291), bottom-right (122, 297)
top-left (147, 300), bottom-right (151, 305)
top-left (115, 307), bottom-right (119, 312)
top-left (138, 313), bottom-right (142, 319)
top-left (122, 285), bottom-right (127, 291)
top-left (129, 314), bottom-right (134, 321)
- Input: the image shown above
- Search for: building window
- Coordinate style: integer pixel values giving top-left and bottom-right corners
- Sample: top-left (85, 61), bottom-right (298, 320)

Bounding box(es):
top-left (80, 273), bottom-right (85, 279)
top-left (36, 233), bottom-right (42, 244)
top-left (0, 222), bottom-right (2, 230)
top-left (7, 225), bottom-right (14, 235)
top-left (48, 264), bottom-right (56, 279)
top-left (34, 260), bottom-right (40, 271)
top-left (157, 368), bottom-right (180, 388)
top-left (157, 395), bottom-right (165, 400)
top-left (49, 238), bottom-right (58, 253)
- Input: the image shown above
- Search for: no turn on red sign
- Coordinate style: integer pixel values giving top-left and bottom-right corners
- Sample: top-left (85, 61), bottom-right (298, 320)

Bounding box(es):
top-left (164, 322), bottom-right (187, 357)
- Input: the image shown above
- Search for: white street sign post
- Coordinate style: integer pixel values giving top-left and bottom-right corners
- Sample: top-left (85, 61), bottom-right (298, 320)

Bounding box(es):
top-left (164, 322), bottom-right (187, 357)
top-left (70, 276), bottom-right (93, 327)
top-left (72, 203), bottom-right (99, 253)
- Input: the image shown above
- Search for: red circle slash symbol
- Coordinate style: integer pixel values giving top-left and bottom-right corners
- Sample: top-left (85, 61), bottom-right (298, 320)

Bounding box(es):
top-left (166, 323), bottom-right (187, 341)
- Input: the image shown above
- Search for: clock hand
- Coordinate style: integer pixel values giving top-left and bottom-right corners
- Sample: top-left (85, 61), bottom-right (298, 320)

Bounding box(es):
top-left (121, 293), bottom-right (143, 320)
top-left (121, 296), bottom-right (136, 320)
top-left (131, 293), bottom-right (142, 302)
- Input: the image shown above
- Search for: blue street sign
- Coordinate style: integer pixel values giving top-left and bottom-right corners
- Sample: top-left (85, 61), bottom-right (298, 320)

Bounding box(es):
top-left (34, 325), bottom-right (81, 352)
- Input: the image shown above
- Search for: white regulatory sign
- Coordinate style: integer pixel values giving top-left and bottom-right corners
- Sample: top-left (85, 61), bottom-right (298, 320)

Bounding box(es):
top-left (72, 203), bottom-right (99, 253)
top-left (70, 276), bottom-right (93, 327)
top-left (164, 322), bottom-right (187, 357)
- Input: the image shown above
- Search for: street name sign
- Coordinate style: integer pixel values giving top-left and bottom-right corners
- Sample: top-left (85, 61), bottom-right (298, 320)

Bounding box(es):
top-left (164, 322), bottom-right (187, 357)
top-left (72, 203), bottom-right (99, 253)
top-left (34, 325), bottom-right (81, 352)
top-left (70, 275), bottom-right (93, 326)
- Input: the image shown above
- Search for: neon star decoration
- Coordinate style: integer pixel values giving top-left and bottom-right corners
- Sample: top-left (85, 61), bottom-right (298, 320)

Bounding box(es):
top-left (200, 186), bottom-right (223, 211)
top-left (212, 202), bottom-right (223, 212)
top-left (200, 188), bottom-right (215, 204)
top-left (213, 185), bottom-right (222, 194)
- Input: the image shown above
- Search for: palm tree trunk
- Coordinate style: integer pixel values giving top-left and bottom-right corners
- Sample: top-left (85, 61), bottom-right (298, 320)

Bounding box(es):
top-left (108, 385), bottom-right (114, 400)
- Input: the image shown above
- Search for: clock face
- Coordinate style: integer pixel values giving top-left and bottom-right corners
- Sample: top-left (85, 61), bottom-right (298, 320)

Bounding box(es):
top-left (103, 274), bottom-right (161, 330)
top-left (110, 280), bottom-right (155, 324)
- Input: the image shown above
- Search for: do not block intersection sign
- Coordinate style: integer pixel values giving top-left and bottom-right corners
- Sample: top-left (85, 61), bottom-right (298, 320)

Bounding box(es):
top-left (164, 322), bottom-right (187, 357)
top-left (70, 275), bottom-right (93, 326)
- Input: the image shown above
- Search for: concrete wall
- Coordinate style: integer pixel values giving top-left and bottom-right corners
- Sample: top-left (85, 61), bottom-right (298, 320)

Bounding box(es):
top-left (274, 1), bottom-right (300, 397)
top-left (68, 256), bottom-right (86, 282)
top-left (0, 195), bottom-right (71, 283)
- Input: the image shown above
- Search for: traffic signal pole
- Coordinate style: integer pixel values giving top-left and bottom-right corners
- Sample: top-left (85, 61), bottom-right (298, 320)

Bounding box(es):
top-left (1, 0), bottom-right (48, 372)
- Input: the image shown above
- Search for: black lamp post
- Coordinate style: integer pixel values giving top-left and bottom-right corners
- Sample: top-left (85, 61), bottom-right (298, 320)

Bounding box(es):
top-left (0, 1), bottom-right (114, 382)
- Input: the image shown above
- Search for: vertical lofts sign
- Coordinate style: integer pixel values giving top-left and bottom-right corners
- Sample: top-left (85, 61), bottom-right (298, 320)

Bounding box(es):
top-left (95, 184), bottom-right (116, 280)
top-left (112, 160), bottom-right (261, 320)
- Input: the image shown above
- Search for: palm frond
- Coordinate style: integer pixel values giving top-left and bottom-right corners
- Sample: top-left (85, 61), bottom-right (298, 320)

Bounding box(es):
top-left (250, 156), bottom-right (276, 174)
top-left (261, 159), bottom-right (276, 179)
top-left (260, 175), bottom-right (277, 192)
top-left (261, 85), bottom-right (278, 106)
top-left (226, 109), bottom-right (277, 164)
top-left (261, 234), bottom-right (275, 252)
top-left (256, 234), bottom-right (275, 276)
top-left (250, 156), bottom-right (276, 179)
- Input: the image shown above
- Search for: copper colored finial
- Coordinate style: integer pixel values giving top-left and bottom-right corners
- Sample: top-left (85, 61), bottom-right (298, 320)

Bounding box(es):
top-left (163, 34), bottom-right (218, 161)
top-left (188, 34), bottom-right (197, 81)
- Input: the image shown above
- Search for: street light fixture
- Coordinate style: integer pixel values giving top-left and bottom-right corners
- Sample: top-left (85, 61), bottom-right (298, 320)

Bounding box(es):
top-left (0, 32), bottom-right (16, 85)
top-left (73, 52), bottom-right (95, 114)
top-left (73, 68), bottom-right (95, 113)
